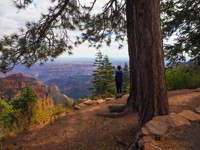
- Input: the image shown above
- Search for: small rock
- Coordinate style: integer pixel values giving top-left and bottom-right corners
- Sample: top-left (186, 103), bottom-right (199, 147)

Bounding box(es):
top-left (138, 136), bottom-right (157, 149)
top-left (153, 115), bottom-right (176, 127)
top-left (141, 127), bottom-right (150, 135)
top-left (138, 138), bottom-right (145, 149)
top-left (77, 99), bottom-right (87, 103)
top-left (78, 103), bottom-right (85, 107)
top-left (83, 100), bottom-right (97, 105)
top-left (170, 113), bottom-right (190, 126)
top-left (105, 98), bottom-right (113, 101)
top-left (195, 107), bottom-right (200, 114)
top-left (73, 105), bottom-right (81, 110)
top-left (178, 110), bottom-right (200, 122)
top-left (143, 143), bottom-right (162, 150)
top-left (96, 99), bottom-right (105, 104)
top-left (59, 112), bottom-right (66, 117)
top-left (145, 120), bottom-right (168, 136)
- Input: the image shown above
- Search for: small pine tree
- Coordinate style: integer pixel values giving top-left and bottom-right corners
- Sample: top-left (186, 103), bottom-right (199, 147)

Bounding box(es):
top-left (122, 62), bottom-right (130, 95)
top-left (101, 55), bottom-right (115, 98)
top-left (11, 85), bottom-right (38, 126)
top-left (87, 51), bottom-right (104, 97)
top-left (88, 52), bottom-right (115, 99)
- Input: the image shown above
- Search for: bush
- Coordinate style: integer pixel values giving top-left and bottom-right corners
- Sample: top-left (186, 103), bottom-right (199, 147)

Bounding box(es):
top-left (65, 102), bottom-right (73, 109)
top-left (0, 87), bottom-right (71, 139)
top-left (166, 65), bottom-right (200, 91)
top-left (92, 95), bottom-right (102, 100)
top-left (11, 85), bottom-right (38, 126)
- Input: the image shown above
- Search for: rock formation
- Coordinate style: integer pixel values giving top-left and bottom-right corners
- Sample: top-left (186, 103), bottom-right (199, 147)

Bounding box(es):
top-left (0, 73), bottom-right (74, 107)
top-left (50, 83), bottom-right (59, 93)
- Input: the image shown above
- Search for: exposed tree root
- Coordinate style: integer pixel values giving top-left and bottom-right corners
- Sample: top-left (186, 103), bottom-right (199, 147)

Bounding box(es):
top-left (124, 127), bottom-right (144, 150)
top-left (109, 104), bottom-right (127, 113)
top-left (96, 106), bottom-right (133, 118)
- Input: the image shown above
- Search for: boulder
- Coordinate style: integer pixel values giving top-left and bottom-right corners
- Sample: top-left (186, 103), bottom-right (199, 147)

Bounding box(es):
top-left (77, 103), bottom-right (85, 107)
top-left (105, 98), bottom-right (113, 101)
top-left (178, 110), bottom-right (200, 122)
top-left (141, 127), bottom-right (150, 135)
top-left (170, 113), bottom-right (190, 126)
top-left (152, 115), bottom-right (176, 127)
top-left (143, 143), bottom-right (162, 150)
top-left (59, 112), bottom-right (66, 117)
top-left (145, 120), bottom-right (168, 136)
top-left (77, 99), bottom-right (87, 103)
top-left (83, 100), bottom-right (97, 105)
top-left (74, 105), bottom-right (81, 110)
top-left (195, 107), bottom-right (200, 114)
top-left (138, 136), bottom-right (157, 149)
top-left (96, 99), bottom-right (105, 104)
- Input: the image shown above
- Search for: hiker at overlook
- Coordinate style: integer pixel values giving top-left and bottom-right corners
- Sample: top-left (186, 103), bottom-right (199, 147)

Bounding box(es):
top-left (115, 65), bottom-right (123, 98)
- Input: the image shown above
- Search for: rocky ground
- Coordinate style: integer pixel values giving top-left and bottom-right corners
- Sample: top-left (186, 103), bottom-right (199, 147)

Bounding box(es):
top-left (3, 88), bottom-right (200, 150)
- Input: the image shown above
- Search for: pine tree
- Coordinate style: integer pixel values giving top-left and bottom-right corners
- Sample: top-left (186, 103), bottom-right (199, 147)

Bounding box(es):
top-left (11, 85), bottom-right (38, 125)
top-left (122, 62), bottom-right (130, 95)
top-left (161, 0), bottom-right (200, 64)
top-left (88, 52), bottom-right (115, 99)
top-left (101, 55), bottom-right (115, 98)
top-left (87, 51), bottom-right (104, 98)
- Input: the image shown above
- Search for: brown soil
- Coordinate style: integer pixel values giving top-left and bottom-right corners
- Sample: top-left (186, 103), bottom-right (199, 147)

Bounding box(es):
top-left (157, 123), bottom-right (200, 150)
top-left (157, 88), bottom-right (200, 150)
top-left (3, 88), bottom-right (200, 150)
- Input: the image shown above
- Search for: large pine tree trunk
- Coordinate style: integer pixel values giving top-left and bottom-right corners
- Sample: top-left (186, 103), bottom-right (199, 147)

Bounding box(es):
top-left (126, 0), bottom-right (169, 126)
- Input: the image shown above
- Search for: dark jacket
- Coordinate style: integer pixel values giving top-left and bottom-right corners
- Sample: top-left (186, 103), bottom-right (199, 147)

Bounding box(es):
top-left (115, 70), bottom-right (123, 83)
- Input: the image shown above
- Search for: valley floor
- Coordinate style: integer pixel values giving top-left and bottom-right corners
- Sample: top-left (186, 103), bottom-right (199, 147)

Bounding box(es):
top-left (4, 88), bottom-right (200, 150)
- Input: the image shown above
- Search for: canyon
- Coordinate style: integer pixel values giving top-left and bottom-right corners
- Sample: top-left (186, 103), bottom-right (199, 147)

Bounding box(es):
top-left (0, 58), bottom-right (129, 99)
top-left (0, 73), bottom-right (74, 107)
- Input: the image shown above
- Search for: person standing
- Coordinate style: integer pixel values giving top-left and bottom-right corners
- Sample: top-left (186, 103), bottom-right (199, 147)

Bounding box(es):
top-left (115, 65), bottom-right (123, 98)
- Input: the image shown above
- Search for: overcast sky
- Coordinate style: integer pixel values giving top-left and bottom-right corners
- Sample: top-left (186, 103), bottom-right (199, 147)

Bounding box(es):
top-left (0, 0), bottom-right (175, 59)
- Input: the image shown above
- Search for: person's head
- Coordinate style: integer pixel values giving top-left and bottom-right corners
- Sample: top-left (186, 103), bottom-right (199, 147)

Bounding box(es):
top-left (117, 65), bottom-right (121, 71)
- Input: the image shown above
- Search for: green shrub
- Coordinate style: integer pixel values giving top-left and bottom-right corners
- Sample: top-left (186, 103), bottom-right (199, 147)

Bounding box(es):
top-left (92, 95), bottom-right (102, 100)
top-left (65, 102), bottom-right (73, 109)
top-left (11, 85), bottom-right (38, 126)
top-left (0, 87), bottom-right (71, 139)
top-left (166, 65), bottom-right (200, 91)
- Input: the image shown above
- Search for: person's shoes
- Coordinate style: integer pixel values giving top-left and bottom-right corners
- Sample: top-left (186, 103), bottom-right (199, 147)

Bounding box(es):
top-left (119, 96), bottom-right (122, 98)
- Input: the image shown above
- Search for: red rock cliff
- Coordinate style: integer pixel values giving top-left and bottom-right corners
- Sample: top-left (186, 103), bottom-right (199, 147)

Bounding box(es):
top-left (0, 73), bottom-right (54, 108)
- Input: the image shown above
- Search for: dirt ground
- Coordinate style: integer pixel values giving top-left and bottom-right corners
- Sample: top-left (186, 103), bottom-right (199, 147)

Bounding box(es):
top-left (3, 88), bottom-right (200, 150)
top-left (157, 122), bottom-right (200, 150)
top-left (158, 88), bottom-right (200, 150)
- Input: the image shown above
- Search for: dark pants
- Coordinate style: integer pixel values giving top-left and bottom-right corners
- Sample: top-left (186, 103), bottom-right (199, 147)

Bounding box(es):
top-left (116, 83), bottom-right (122, 94)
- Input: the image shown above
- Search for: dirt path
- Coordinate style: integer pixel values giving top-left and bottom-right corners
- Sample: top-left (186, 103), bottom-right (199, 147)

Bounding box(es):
top-left (158, 88), bottom-right (200, 150)
top-left (4, 95), bottom-right (139, 150)
top-left (157, 122), bottom-right (200, 150)
top-left (4, 88), bottom-right (200, 150)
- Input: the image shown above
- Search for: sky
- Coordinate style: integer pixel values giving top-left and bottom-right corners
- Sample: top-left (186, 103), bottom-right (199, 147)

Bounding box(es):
top-left (0, 0), bottom-right (176, 59)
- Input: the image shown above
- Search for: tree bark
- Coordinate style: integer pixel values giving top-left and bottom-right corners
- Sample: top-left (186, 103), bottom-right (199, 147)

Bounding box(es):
top-left (126, 0), bottom-right (169, 126)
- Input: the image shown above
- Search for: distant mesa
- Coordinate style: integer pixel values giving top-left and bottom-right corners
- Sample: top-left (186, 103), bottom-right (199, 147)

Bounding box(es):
top-left (0, 73), bottom-right (74, 107)
top-left (6, 73), bottom-right (23, 78)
